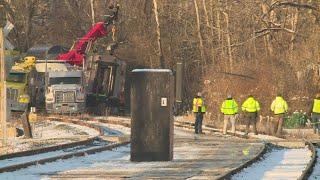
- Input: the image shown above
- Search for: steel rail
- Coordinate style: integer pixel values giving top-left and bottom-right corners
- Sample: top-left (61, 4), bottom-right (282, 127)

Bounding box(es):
top-left (299, 142), bottom-right (317, 180)
top-left (0, 141), bottom-right (129, 173)
top-left (0, 116), bottom-right (130, 173)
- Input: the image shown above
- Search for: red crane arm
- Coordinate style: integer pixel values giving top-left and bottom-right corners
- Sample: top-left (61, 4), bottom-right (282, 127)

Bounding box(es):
top-left (57, 5), bottom-right (119, 66)
top-left (57, 22), bottom-right (108, 66)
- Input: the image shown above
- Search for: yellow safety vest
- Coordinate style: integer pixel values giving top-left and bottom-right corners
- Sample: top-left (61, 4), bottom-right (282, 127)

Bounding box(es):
top-left (221, 99), bottom-right (238, 115)
top-left (312, 99), bottom-right (320, 113)
top-left (242, 97), bottom-right (260, 113)
top-left (193, 97), bottom-right (206, 113)
top-left (271, 96), bottom-right (288, 115)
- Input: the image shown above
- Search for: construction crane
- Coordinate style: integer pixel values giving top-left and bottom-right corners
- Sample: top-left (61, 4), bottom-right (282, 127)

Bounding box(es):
top-left (57, 4), bottom-right (120, 66)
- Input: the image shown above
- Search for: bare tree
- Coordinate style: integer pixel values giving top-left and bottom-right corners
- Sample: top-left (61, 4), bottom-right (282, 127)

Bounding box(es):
top-left (194, 0), bottom-right (205, 74)
top-left (152, 0), bottom-right (165, 68)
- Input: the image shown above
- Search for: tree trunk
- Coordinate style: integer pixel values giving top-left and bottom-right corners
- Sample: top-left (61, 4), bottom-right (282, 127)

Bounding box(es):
top-left (0, 29), bottom-right (7, 145)
top-left (90, 0), bottom-right (95, 25)
top-left (152, 0), bottom-right (165, 68)
top-left (194, 0), bottom-right (206, 74)
top-left (252, 16), bottom-right (258, 69)
top-left (206, 0), bottom-right (216, 64)
top-left (216, 3), bottom-right (223, 58)
top-left (261, 2), bottom-right (273, 56)
top-left (223, 11), bottom-right (233, 72)
top-left (290, 8), bottom-right (299, 61)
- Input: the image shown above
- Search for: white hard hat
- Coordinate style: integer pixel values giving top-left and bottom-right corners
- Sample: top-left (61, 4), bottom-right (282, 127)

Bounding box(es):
top-left (197, 92), bottom-right (202, 96)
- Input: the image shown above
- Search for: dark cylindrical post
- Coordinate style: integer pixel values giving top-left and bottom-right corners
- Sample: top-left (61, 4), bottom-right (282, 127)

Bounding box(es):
top-left (130, 69), bottom-right (174, 162)
top-left (175, 63), bottom-right (183, 103)
top-left (175, 63), bottom-right (183, 115)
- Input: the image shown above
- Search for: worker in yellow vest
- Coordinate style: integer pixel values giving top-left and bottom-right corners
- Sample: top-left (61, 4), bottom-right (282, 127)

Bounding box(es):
top-left (192, 92), bottom-right (206, 134)
top-left (271, 94), bottom-right (288, 136)
top-left (311, 94), bottom-right (320, 135)
top-left (221, 95), bottom-right (238, 135)
top-left (242, 95), bottom-right (260, 135)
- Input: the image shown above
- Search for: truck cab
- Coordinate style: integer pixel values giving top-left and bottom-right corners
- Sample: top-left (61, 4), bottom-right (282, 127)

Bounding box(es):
top-left (46, 70), bottom-right (85, 113)
top-left (6, 56), bottom-right (36, 112)
top-left (7, 72), bottom-right (29, 111)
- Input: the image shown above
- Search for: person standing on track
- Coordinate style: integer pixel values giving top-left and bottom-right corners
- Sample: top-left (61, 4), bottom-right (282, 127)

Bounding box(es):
top-left (242, 95), bottom-right (260, 135)
top-left (221, 95), bottom-right (238, 135)
top-left (270, 94), bottom-right (288, 136)
top-left (311, 94), bottom-right (320, 135)
top-left (192, 92), bottom-right (206, 134)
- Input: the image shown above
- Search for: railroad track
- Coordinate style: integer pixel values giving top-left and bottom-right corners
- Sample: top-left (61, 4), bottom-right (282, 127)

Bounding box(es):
top-left (0, 116), bottom-right (129, 173)
top-left (0, 138), bottom-right (112, 173)
top-left (0, 115), bottom-right (248, 175)
top-left (41, 117), bottom-right (320, 179)
top-left (309, 142), bottom-right (320, 180)
top-left (218, 142), bottom-right (317, 180)
top-left (3, 115), bottom-right (318, 179)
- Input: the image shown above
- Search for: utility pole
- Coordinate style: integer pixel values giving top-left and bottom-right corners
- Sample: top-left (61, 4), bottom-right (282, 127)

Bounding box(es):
top-left (0, 28), bottom-right (7, 145)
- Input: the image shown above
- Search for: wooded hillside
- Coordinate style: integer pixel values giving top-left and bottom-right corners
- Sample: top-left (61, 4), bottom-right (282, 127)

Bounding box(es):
top-left (3, 0), bottom-right (320, 121)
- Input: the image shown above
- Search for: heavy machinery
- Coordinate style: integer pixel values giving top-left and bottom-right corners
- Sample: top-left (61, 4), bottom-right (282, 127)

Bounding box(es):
top-left (57, 4), bottom-right (120, 66)
top-left (56, 4), bottom-right (126, 115)
top-left (35, 61), bottom-right (85, 114)
top-left (6, 56), bottom-right (36, 112)
top-left (8, 4), bottom-right (124, 115)
top-left (85, 54), bottom-right (126, 115)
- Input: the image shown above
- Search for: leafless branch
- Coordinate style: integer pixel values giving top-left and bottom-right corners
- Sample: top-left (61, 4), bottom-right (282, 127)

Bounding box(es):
top-left (261, 1), bottom-right (318, 21)
top-left (276, 2), bottom-right (318, 10)
top-left (255, 27), bottom-right (295, 34)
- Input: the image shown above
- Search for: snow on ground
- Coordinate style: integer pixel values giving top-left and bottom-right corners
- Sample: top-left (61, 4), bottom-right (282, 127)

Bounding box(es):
top-left (90, 120), bottom-right (194, 137)
top-left (86, 121), bottom-right (130, 135)
top-left (0, 141), bottom-right (107, 169)
top-left (232, 147), bottom-right (311, 180)
top-left (309, 148), bottom-right (320, 180)
top-left (0, 123), bottom-right (265, 179)
top-left (94, 116), bottom-right (131, 122)
top-left (0, 145), bottom-right (130, 180)
top-left (0, 140), bottom-right (213, 179)
top-left (32, 120), bottom-right (99, 139)
top-left (247, 133), bottom-right (283, 141)
top-left (2, 120), bottom-right (99, 154)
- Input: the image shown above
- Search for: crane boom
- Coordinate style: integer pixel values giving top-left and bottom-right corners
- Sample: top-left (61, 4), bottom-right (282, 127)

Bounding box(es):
top-left (57, 5), bottom-right (119, 66)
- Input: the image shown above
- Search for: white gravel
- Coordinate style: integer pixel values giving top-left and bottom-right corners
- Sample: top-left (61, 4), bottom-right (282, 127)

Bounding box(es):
top-left (232, 147), bottom-right (311, 180)
top-left (309, 148), bottom-right (320, 180)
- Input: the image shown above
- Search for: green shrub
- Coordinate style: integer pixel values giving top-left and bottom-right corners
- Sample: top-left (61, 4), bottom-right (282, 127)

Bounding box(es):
top-left (284, 112), bottom-right (308, 129)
